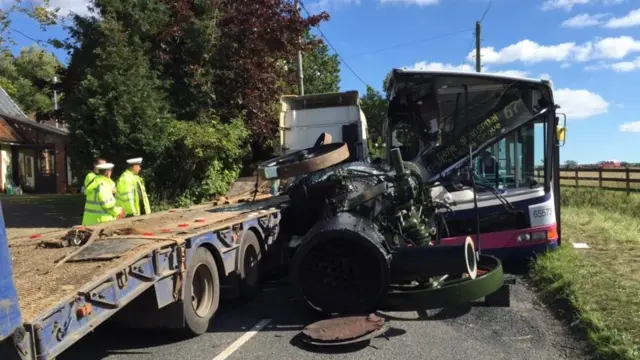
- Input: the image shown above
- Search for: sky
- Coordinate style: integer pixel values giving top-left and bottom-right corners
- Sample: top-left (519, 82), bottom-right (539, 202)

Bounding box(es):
top-left (4, 0), bottom-right (640, 164)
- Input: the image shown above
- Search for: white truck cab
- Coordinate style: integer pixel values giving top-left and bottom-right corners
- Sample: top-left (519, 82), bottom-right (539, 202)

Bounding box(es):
top-left (278, 90), bottom-right (369, 161)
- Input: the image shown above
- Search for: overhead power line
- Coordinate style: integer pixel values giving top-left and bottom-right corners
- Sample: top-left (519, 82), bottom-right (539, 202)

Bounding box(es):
top-left (479, 0), bottom-right (494, 23)
top-left (299, 1), bottom-right (372, 88)
top-left (348, 28), bottom-right (473, 59)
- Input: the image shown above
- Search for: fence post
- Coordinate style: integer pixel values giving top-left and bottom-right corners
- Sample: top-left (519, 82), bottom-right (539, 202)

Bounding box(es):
top-left (575, 169), bottom-right (579, 187)
top-left (626, 168), bottom-right (630, 195)
top-left (599, 168), bottom-right (602, 188)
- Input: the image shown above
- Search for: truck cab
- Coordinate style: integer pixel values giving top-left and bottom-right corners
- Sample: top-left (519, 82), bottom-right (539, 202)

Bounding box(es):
top-left (278, 91), bottom-right (369, 161)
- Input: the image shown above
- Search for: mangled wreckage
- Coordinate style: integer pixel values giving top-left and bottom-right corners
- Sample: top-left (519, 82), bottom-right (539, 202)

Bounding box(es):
top-left (259, 69), bottom-right (564, 318)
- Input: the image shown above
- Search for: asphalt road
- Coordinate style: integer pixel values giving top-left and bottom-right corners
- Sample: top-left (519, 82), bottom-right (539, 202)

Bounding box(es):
top-left (59, 273), bottom-right (590, 360)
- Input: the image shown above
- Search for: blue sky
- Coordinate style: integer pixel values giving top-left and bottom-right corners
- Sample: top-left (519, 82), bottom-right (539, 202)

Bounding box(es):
top-left (5, 0), bottom-right (640, 164)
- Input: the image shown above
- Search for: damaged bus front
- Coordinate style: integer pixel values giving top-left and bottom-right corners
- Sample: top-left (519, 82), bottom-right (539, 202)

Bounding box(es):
top-left (383, 69), bottom-right (565, 260)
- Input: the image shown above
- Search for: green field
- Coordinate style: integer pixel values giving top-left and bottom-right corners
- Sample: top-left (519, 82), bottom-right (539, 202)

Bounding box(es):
top-left (532, 187), bottom-right (640, 360)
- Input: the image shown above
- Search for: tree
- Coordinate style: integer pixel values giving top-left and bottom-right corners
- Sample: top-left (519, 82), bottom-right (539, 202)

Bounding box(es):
top-left (212, 0), bottom-right (329, 159)
top-left (564, 160), bottom-right (578, 168)
top-left (284, 31), bottom-right (340, 95)
top-left (0, 46), bottom-right (62, 116)
top-left (360, 86), bottom-right (387, 141)
top-left (62, 0), bottom-right (327, 202)
top-left (64, 19), bottom-right (172, 180)
top-left (0, 0), bottom-right (59, 51)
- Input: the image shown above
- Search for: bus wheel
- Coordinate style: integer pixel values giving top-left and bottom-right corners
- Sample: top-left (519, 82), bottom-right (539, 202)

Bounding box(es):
top-left (183, 247), bottom-right (220, 336)
top-left (239, 230), bottom-right (262, 298)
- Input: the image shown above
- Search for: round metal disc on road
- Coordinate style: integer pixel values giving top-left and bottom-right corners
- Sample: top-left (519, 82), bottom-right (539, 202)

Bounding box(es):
top-left (301, 313), bottom-right (386, 346)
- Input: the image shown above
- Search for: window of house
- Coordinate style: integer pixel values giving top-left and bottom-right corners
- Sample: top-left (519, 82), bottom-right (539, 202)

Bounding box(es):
top-left (38, 149), bottom-right (55, 176)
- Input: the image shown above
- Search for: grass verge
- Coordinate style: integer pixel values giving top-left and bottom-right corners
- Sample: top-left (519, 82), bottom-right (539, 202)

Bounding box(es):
top-left (531, 188), bottom-right (640, 360)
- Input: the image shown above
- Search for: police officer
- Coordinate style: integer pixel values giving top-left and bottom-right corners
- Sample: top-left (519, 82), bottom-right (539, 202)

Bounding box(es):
top-left (81, 163), bottom-right (124, 226)
top-left (82, 158), bottom-right (106, 194)
top-left (116, 157), bottom-right (151, 218)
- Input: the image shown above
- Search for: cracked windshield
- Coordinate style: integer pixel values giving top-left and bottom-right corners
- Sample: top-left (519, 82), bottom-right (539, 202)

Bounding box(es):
top-left (0, 0), bottom-right (636, 360)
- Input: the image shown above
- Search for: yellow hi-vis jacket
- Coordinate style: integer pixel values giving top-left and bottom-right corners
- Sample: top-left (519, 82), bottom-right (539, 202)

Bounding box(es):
top-left (83, 172), bottom-right (97, 194)
top-left (116, 169), bottom-right (151, 217)
top-left (84, 172), bottom-right (116, 195)
top-left (81, 176), bottom-right (123, 226)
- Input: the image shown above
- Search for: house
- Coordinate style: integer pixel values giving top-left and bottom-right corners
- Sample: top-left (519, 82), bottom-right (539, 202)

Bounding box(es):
top-left (0, 87), bottom-right (73, 194)
top-left (599, 160), bottom-right (621, 169)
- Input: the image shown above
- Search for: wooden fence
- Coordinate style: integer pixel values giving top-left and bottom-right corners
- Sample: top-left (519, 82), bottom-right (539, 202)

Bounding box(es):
top-left (536, 168), bottom-right (640, 194)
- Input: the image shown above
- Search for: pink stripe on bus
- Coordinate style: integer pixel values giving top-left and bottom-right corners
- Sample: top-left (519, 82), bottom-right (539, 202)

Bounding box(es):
top-left (439, 223), bottom-right (558, 249)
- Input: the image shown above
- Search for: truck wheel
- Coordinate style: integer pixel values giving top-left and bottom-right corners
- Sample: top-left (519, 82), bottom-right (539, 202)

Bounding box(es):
top-left (238, 230), bottom-right (262, 298)
top-left (183, 247), bottom-right (220, 336)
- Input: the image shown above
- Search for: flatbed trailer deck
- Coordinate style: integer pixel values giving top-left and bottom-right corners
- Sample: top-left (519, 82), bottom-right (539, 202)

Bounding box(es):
top-left (1, 194), bottom-right (287, 360)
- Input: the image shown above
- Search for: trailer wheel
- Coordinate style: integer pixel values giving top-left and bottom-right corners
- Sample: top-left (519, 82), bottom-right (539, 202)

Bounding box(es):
top-left (183, 247), bottom-right (220, 336)
top-left (238, 230), bottom-right (262, 298)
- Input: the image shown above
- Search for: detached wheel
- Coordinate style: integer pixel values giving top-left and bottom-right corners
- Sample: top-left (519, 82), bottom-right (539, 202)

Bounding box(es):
top-left (239, 230), bottom-right (262, 298)
top-left (183, 247), bottom-right (220, 336)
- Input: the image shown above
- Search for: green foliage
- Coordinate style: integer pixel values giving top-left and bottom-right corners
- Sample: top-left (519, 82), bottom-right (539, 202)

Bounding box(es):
top-left (531, 191), bottom-right (640, 359)
top-left (284, 31), bottom-right (340, 95)
top-left (0, 0), bottom-right (59, 50)
top-left (152, 115), bottom-right (249, 203)
top-left (564, 160), bottom-right (578, 168)
top-left (62, 0), bottom-right (253, 204)
top-left (64, 18), bottom-right (172, 179)
top-left (360, 86), bottom-right (387, 139)
top-left (560, 187), bottom-right (640, 218)
top-left (212, 0), bottom-right (329, 155)
top-left (0, 46), bottom-right (62, 116)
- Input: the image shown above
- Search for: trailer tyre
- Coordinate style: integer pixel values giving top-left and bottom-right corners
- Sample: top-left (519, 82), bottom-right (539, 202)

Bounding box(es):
top-left (239, 230), bottom-right (262, 298)
top-left (183, 247), bottom-right (220, 336)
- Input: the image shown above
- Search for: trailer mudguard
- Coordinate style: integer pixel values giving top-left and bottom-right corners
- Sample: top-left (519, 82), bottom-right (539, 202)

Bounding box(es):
top-left (0, 201), bottom-right (22, 342)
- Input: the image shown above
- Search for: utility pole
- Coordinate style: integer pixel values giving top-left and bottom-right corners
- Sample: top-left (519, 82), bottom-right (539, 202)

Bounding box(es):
top-left (295, 0), bottom-right (305, 95)
top-left (475, 21), bottom-right (481, 72)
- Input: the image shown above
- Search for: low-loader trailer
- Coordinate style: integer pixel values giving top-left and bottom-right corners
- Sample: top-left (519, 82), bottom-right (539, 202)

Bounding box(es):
top-left (0, 194), bottom-right (286, 360)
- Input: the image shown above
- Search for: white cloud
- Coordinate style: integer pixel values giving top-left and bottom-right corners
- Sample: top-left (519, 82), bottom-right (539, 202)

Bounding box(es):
top-left (469, 40), bottom-right (578, 65)
top-left (411, 62), bottom-right (474, 72)
top-left (467, 36), bottom-right (640, 65)
top-left (307, 0), bottom-right (360, 12)
top-left (46, 0), bottom-right (93, 17)
top-left (620, 121), bottom-right (640, 132)
top-left (611, 57), bottom-right (640, 71)
top-left (490, 69), bottom-right (530, 77)
top-left (560, 62), bottom-right (572, 68)
top-left (407, 62), bottom-right (607, 121)
top-left (378, 0), bottom-right (440, 5)
top-left (585, 56), bottom-right (640, 71)
top-left (562, 13), bottom-right (608, 27)
top-left (555, 88), bottom-right (609, 120)
top-left (603, 8), bottom-right (640, 28)
top-left (409, 61), bottom-right (529, 78)
top-left (542, 0), bottom-right (590, 11)
top-left (542, 0), bottom-right (624, 11)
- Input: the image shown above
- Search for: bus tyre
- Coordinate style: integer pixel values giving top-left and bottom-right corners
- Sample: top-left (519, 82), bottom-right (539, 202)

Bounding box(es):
top-left (239, 230), bottom-right (262, 299)
top-left (183, 247), bottom-right (220, 336)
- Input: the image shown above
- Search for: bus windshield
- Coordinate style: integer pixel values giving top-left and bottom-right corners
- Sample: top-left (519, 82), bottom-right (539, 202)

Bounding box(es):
top-left (385, 70), bottom-right (555, 189)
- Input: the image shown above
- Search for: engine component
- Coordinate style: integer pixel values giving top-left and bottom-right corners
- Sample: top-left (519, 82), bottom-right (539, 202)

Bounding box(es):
top-left (272, 138), bottom-right (506, 317)
top-left (385, 254), bottom-right (504, 311)
top-left (389, 236), bottom-right (477, 283)
top-left (290, 212), bottom-right (391, 316)
top-left (258, 142), bottom-right (350, 180)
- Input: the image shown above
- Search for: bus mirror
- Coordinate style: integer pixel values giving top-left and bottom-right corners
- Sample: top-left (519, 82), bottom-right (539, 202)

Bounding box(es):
top-left (557, 126), bottom-right (566, 144)
top-left (556, 112), bottom-right (567, 146)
